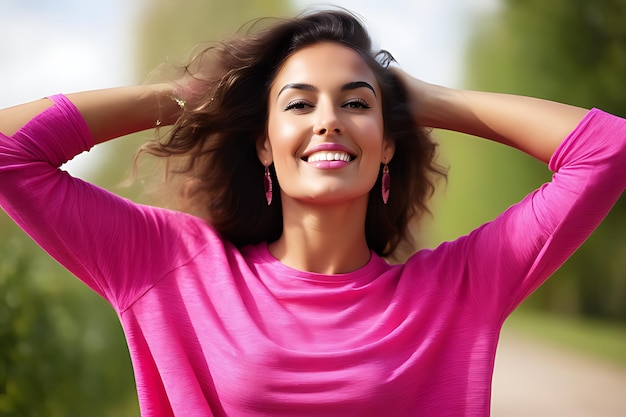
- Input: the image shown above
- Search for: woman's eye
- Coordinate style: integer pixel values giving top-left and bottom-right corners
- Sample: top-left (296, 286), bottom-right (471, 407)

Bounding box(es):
top-left (284, 100), bottom-right (310, 111)
top-left (343, 99), bottom-right (371, 109)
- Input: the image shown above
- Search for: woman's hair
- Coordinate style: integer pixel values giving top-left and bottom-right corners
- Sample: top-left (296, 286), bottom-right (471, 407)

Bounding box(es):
top-left (140, 9), bottom-right (446, 257)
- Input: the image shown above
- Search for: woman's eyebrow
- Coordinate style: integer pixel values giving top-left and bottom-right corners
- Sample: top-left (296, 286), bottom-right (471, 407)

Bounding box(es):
top-left (341, 81), bottom-right (376, 97)
top-left (277, 83), bottom-right (316, 97)
top-left (277, 81), bottom-right (377, 97)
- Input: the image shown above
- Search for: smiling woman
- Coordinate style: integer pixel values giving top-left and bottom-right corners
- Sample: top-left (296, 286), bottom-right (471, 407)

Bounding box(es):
top-left (140, 11), bottom-right (443, 259)
top-left (0, 8), bottom-right (625, 417)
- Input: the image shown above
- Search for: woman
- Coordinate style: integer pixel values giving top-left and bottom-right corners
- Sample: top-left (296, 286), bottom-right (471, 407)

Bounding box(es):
top-left (0, 9), bottom-right (624, 417)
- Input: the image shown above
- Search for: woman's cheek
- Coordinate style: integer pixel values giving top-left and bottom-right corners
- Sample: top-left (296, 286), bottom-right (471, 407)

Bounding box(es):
top-left (271, 123), bottom-right (307, 159)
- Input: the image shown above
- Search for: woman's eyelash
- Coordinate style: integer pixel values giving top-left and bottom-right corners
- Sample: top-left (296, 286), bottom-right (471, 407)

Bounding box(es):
top-left (343, 98), bottom-right (371, 109)
top-left (284, 100), bottom-right (310, 111)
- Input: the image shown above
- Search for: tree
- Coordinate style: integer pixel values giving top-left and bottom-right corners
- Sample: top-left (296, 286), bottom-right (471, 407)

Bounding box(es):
top-left (463, 0), bottom-right (626, 321)
top-left (138, 0), bottom-right (292, 77)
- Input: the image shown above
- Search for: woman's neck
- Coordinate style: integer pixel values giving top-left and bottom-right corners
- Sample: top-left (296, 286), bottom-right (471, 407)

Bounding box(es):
top-left (269, 195), bottom-right (371, 275)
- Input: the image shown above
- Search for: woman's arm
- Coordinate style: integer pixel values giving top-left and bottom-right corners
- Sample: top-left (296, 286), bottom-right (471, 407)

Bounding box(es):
top-left (0, 84), bottom-right (182, 143)
top-left (395, 69), bottom-right (626, 320)
top-left (393, 69), bottom-right (589, 163)
top-left (0, 92), bottom-right (195, 311)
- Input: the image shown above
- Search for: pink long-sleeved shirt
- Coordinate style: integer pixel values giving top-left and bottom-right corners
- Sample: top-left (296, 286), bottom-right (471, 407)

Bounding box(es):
top-left (1, 95), bottom-right (625, 416)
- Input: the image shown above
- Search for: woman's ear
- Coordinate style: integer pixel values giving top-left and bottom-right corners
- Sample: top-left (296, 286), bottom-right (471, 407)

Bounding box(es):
top-left (382, 138), bottom-right (395, 163)
top-left (256, 136), bottom-right (273, 165)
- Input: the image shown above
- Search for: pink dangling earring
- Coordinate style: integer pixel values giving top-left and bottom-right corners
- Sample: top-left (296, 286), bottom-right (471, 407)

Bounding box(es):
top-left (264, 164), bottom-right (273, 205)
top-left (381, 164), bottom-right (390, 205)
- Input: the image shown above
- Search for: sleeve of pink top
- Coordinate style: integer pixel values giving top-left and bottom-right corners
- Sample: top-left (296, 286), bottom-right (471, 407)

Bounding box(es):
top-left (425, 109), bottom-right (626, 325)
top-left (0, 95), bottom-right (203, 312)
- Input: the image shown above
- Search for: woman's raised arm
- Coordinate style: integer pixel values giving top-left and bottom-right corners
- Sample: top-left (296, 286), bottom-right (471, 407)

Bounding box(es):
top-left (0, 84), bottom-right (181, 144)
top-left (393, 69), bottom-right (589, 163)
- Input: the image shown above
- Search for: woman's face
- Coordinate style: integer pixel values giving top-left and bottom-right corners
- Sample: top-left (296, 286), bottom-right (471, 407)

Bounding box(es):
top-left (261, 42), bottom-right (394, 206)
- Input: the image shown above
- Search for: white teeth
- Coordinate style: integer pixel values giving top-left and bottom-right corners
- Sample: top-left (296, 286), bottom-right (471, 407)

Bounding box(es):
top-left (306, 151), bottom-right (352, 163)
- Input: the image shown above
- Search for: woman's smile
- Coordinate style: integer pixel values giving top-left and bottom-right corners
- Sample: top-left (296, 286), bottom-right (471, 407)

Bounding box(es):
top-left (301, 142), bottom-right (356, 168)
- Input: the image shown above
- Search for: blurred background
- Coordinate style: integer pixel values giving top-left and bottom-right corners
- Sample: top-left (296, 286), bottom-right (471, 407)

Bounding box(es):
top-left (1, 0), bottom-right (624, 415)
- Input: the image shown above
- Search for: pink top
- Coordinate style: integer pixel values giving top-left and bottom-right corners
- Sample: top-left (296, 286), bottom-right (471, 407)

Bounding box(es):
top-left (1, 95), bottom-right (625, 416)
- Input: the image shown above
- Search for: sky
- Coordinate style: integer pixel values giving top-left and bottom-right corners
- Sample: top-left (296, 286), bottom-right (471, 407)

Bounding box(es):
top-left (0, 0), bottom-right (140, 107)
top-left (0, 0), bottom-right (499, 175)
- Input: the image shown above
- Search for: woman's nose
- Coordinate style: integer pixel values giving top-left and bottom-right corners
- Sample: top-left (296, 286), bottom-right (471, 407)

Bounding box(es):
top-left (313, 104), bottom-right (342, 135)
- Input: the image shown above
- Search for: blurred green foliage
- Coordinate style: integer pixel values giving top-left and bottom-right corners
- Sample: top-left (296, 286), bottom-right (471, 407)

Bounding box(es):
top-left (441, 0), bottom-right (626, 322)
top-left (137, 0), bottom-right (292, 76)
top-left (0, 233), bottom-right (137, 417)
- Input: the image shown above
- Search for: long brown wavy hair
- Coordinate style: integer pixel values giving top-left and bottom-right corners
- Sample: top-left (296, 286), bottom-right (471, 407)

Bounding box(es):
top-left (140, 9), bottom-right (446, 257)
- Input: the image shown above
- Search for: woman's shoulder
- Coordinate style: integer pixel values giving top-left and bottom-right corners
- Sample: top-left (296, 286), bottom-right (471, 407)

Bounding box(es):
top-left (146, 204), bottom-right (224, 245)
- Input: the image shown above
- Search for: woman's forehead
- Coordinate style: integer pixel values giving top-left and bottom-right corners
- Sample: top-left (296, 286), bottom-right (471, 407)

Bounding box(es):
top-left (271, 42), bottom-right (379, 93)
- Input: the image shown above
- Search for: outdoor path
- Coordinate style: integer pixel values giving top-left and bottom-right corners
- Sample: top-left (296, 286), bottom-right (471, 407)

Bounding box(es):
top-left (491, 326), bottom-right (626, 416)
